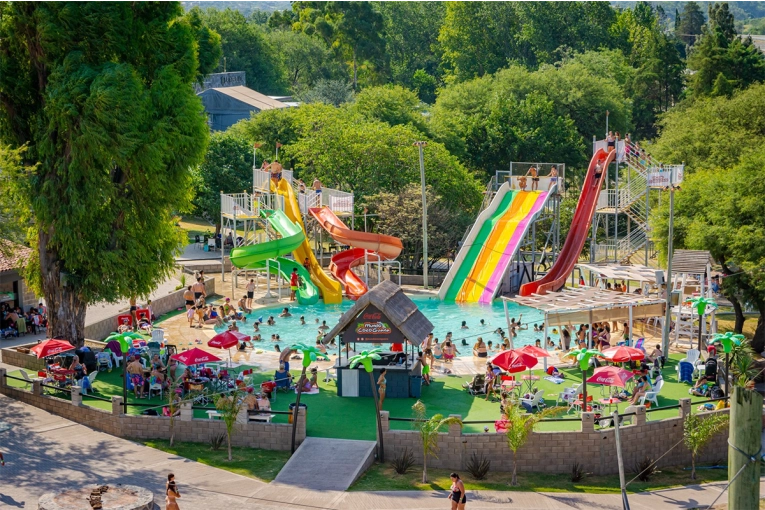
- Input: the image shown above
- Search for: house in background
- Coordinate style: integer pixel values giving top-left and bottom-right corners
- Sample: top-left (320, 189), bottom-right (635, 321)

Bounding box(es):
top-left (0, 240), bottom-right (37, 311)
top-left (197, 85), bottom-right (289, 131)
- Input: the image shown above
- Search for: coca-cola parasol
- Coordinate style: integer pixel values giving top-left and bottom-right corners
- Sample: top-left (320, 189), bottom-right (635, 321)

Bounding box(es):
top-left (490, 349), bottom-right (537, 373)
top-left (585, 366), bottom-right (635, 388)
top-left (30, 339), bottom-right (75, 359)
top-left (208, 331), bottom-right (247, 350)
top-left (170, 347), bottom-right (221, 366)
top-left (601, 346), bottom-right (645, 362)
top-left (517, 344), bottom-right (550, 358)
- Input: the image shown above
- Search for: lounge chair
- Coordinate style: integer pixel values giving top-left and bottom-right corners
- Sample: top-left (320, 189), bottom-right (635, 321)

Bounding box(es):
top-left (462, 374), bottom-right (486, 396)
top-left (639, 378), bottom-right (664, 407)
top-left (521, 389), bottom-right (546, 412)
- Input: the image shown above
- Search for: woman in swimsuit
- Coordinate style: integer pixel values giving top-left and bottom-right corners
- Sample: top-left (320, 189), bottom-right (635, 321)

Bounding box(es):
top-left (183, 286), bottom-right (194, 310)
top-left (448, 472), bottom-right (467, 510)
top-left (377, 368), bottom-right (387, 409)
top-left (606, 131), bottom-right (615, 152)
top-left (166, 473), bottom-right (181, 510)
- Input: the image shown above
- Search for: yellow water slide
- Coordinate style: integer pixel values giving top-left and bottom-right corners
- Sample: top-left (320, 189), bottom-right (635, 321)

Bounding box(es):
top-left (273, 178), bottom-right (343, 304)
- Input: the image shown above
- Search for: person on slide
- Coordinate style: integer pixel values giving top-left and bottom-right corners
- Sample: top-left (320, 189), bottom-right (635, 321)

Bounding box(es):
top-left (289, 268), bottom-right (299, 302)
top-left (593, 159), bottom-right (605, 185)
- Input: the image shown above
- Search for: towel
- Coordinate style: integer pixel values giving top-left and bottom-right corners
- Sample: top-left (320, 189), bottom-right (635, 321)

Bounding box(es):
top-left (295, 387), bottom-right (320, 395)
top-left (544, 376), bottom-right (565, 384)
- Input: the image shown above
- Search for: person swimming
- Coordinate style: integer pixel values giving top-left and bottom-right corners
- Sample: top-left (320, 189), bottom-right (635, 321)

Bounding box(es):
top-left (300, 315), bottom-right (306, 325)
top-left (461, 321), bottom-right (469, 330)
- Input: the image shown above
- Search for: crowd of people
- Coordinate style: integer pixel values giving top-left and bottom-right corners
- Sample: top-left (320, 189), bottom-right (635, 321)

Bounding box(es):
top-left (1, 301), bottom-right (47, 338)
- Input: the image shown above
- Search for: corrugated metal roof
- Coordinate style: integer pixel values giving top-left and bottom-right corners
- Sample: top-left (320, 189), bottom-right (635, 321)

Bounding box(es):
top-left (209, 86), bottom-right (288, 111)
top-left (671, 249), bottom-right (713, 275)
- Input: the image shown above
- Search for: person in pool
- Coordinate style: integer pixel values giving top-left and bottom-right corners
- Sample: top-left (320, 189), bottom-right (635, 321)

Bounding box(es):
top-left (480, 319), bottom-right (486, 327)
top-left (432, 338), bottom-right (443, 360)
top-left (267, 316), bottom-right (276, 326)
top-left (460, 321), bottom-right (469, 330)
top-left (442, 340), bottom-right (459, 362)
top-left (300, 315), bottom-right (306, 325)
top-left (279, 307), bottom-right (292, 318)
top-left (318, 320), bottom-right (329, 332)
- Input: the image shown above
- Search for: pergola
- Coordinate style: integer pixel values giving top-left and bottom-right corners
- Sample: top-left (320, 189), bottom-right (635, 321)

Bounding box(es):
top-left (503, 287), bottom-right (666, 350)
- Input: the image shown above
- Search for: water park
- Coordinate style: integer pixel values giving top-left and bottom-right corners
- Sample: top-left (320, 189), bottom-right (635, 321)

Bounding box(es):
top-left (4, 135), bottom-right (758, 505)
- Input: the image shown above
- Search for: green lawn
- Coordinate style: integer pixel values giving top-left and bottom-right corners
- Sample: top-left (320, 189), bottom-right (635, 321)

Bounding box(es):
top-left (5, 352), bottom-right (713, 437)
top-left (350, 462), bottom-right (729, 493)
top-left (139, 440), bottom-right (290, 482)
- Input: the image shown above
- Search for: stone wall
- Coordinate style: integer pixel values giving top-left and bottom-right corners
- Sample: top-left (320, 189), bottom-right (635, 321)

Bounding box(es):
top-left (0, 368), bottom-right (304, 451)
top-left (380, 402), bottom-right (751, 476)
top-left (83, 276), bottom-right (216, 341)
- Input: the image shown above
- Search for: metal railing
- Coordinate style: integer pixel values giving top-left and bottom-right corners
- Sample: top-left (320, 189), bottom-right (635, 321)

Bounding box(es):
top-left (221, 193), bottom-right (256, 217)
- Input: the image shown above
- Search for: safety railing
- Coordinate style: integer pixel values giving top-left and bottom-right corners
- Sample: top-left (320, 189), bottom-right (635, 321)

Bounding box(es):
top-left (221, 193), bottom-right (256, 217)
top-left (321, 187), bottom-right (354, 214)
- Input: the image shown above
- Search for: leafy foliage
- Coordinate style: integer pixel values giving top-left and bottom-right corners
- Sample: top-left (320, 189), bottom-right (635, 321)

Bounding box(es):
top-left (633, 456), bottom-right (657, 482)
top-left (0, 144), bottom-right (32, 245)
top-left (411, 400), bottom-right (462, 483)
top-left (352, 85), bottom-right (428, 134)
top-left (192, 132), bottom-right (257, 229)
top-left (298, 79), bottom-right (355, 106)
top-left (466, 452), bottom-right (491, 480)
top-left (570, 462), bottom-right (585, 482)
top-left (209, 432), bottom-right (227, 451)
top-left (504, 400), bottom-right (562, 485)
top-left (0, 2), bottom-right (216, 344)
top-left (683, 413), bottom-right (729, 480)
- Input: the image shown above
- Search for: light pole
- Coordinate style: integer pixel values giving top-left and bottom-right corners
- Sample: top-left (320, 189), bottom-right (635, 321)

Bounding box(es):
top-left (661, 173), bottom-right (677, 355)
top-left (414, 141), bottom-right (428, 289)
top-left (363, 207), bottom-right (368, 232)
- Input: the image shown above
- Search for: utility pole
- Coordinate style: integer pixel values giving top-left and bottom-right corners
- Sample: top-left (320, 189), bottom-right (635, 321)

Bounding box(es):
top-left (728, 386), bottom-right (763, 509)
top-left (613, 410), bottom-right (631, 510)
top-left (414, 141), bottom-right (428, 289)
top-left (661, 174), bottom-right (675, 355)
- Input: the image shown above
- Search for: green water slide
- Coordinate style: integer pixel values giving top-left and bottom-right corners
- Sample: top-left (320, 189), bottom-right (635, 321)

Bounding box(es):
top-left (248, 257), bottom-right (319, 305)
top-left (229, 209), bottom-right (319, 304)
top-left (441, 189), bottom-right (519, 301)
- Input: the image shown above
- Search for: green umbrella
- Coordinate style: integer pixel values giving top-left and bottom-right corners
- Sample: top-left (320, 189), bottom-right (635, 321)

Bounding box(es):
top-left (688, 296), bottom-right (717, 351)
top-left (289, 343), bottom-right (330, 453)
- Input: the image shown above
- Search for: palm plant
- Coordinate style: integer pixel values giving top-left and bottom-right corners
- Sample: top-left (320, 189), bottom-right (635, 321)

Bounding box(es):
top-left (213, 389), bottom-right (246, 461)
top-left (504, 401), bottom-right (562, 485)
top-left (349, 348), bottom-right (386, 461)
top-left (411, 400), bottom-right (462, 483)
top-left (683, 413), bottom-right (729, 480)
top-left (290, 343), bottom-right (329, 453)
top-left (564, 348), bottom-right (602, 412)
top-left (688, 296), bottom-right (717, 352)
top-left (712, 332), bottom-right (745, 395)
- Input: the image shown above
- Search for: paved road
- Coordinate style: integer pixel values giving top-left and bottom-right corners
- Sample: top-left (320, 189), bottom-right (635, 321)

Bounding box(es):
top-left (2, 392), bottom-right (762, 509)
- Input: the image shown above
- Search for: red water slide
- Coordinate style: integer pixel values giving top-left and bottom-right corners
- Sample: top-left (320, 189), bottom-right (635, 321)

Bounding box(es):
top-left (309, 207), bottom-right (403, 299)
top-left (519, 148), bottom-right (616, 297)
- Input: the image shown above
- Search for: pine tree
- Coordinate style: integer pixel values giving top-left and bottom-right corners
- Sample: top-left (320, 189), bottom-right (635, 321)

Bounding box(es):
top-left (0, 2), bottom-right (220, 345)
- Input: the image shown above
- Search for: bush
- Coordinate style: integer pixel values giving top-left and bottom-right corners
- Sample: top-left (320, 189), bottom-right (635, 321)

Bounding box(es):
top-left (392, 447), bottom-right (415, 475)
top-left (570, 462), bottom-right (584, 482)
top-left (633, 457), bottom-right (656, 482)
top-left (209, 433), bottom-right (227, 451)
top-left (466, 452), bottom-right (491, 480)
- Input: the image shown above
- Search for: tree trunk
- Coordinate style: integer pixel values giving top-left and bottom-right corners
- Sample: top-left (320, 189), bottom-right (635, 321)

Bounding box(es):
top-left (697, 314), bottom-right (705, 352)
top-left (170, 417), bottom-right (175, 447)
top-left (729, 294), bottom-right (746, 334)
top-left (691, 455), bottom-right (696, 481)
top-left (291, 367), bottom-right (307, 454)
top-left (752, 303), bottom-right (765, 355)
top-left (511, 451), bottom-right (518, 486)
top-left (422, 453), bottom-right (428, 484)
top-left (40, 231), bottom-right (87, 346)
top-left (227, 430), bottom-right (232, 461)
top-left (369, 371), bottom-right (384, 462)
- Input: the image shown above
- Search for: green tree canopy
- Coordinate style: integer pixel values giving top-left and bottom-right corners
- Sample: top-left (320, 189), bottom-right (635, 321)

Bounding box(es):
top-left (192, 132), bottom-right (255, 230)
top-left (352, 85), bottom-right (428, 134)
top-left (0, 2), bottom-right (216, 344)
top-left (270, 29), bottom-right (343, 93)
top-left (675, 1), bottom-right (706, 47)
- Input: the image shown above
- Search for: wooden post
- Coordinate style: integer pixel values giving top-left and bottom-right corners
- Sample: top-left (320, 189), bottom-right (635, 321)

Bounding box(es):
top-left (728, 386), bottom-right (763, 509)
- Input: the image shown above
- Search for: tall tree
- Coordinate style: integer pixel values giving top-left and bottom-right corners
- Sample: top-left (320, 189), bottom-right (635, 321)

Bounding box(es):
top-left (675, 2), bottom-right (706, 47)
top-left (0, 2), bottom-right (217, 345)
top-left (270, 29), bottom-right (342, 93)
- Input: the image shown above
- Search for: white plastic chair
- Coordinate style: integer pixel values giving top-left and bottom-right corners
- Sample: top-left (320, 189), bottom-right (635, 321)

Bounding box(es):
top-left (151, 329), bottom-right (165, 343)
top-left (81, 371), bottom-right (98, 395)
top-left (557, 383), bottom-right (581, 406)
top-left (521, 389), bottom-right (546, 412)
top-left (150, 378), bottom-right (163, 399)
top-left (676, 348), bottom-right (702, 378)
top-left (639, 378), bottom-right (664, 407)
top-left (20, 370), bottom-right (33, 389)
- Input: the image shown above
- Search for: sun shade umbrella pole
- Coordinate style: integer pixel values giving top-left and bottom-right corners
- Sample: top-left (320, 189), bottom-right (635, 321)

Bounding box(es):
top-left (613, 409), bottom-right (631, 510)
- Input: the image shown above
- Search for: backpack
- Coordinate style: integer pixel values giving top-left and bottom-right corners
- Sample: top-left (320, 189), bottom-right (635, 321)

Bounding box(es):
top-left (705, 358), bottom-right (718, 379)
top-left (710, 386), bottom-right (724, 400)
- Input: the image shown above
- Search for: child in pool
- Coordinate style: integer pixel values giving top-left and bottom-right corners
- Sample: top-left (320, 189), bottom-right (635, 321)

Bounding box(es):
top-left (300, 316), bottom-right (306, 325)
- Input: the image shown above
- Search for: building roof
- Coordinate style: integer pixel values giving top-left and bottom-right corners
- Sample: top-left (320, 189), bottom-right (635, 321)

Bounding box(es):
top-left (671, 249), bottom-right (713, 275)
top-left (199, 86), bottom-right (288, 112)
top-left (576, 263), bottom-right (659, 283)
top-left (322, 280), bottom-right (434, 344)
top-left (0, 240), bottom-right (32, 273)
top-left (504, 287), bottom-right (665, 326)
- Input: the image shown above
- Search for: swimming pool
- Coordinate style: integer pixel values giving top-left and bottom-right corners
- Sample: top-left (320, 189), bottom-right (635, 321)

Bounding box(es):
top-left (216, 296), bottom-right (546, 357)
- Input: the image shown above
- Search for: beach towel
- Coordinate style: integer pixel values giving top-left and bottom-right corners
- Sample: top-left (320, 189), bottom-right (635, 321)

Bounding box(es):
top-left (544, 376), bottom-right (565, 384)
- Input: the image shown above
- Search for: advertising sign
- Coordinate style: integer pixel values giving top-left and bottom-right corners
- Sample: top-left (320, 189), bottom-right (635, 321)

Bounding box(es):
top-left (341, 304), bottom-right (405, 344)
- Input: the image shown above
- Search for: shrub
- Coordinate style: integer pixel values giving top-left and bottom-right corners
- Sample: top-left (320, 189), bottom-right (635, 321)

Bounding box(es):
top-left (634, 457), bottom-right (656, 482)
top-left (466, 452), bottom-right (491, 480)
top-left (209, 433), bottom-right (227, 451)
top-left (392, 447), bottom-right (415, 475)
top-left (570, 462), bottom-right (585, 482)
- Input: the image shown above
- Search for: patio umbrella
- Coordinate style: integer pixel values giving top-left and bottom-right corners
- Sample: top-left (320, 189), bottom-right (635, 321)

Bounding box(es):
top-left (517, 345), bottom-right (550, 358)
top-left (586, 366), bottom-right (635, 388)
top-left (601, 346), bottom-right (645, 363)
top-left (170, 347), bottom-right (221, 366)
top-left (208, 331), bottom-right (241, 350)
top-left (30, 339), bottom-right (75, 358)
top-left (490, 349), bottom-right (537, 373)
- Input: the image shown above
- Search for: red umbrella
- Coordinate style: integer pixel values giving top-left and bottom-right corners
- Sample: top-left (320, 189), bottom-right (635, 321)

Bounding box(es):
top-left (517, 344), bottom-right (550, 358)
top-left (170, 347), bottom-right (221, 366)
top-left (586, 366), bottom-right (635, 388)
top-left (208, 331), bottom-right (240, 350)
top-left (30, 339), bottom-right (75, 358)
top-left (601, 346), bottom-right (645, 362)
top-left (490, 349), bottom-right (537, 373)
top-left (229, 331), bottom-right (251, 342)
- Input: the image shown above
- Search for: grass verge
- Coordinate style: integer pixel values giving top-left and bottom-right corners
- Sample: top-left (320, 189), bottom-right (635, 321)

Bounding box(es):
top-left (349, 462), bottom-right (729, 493)
top-left (140, 439), bottom-right (290, 482)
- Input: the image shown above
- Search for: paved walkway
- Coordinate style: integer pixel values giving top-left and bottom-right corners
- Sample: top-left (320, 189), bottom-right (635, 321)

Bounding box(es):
top-left (275, 438), bottom-right (376, 491)
top-left (1, 392), bottom-right (763, 509)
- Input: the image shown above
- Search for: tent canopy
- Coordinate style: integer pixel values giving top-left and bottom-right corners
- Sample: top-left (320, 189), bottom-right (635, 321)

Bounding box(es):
top-left (504, 287), bottom-right (665, 327)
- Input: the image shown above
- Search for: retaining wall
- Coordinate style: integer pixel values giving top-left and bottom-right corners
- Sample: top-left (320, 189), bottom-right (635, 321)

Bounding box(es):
top-left (379, 402), bottom-right (753, 476)
top-left (0, 368), bottom-right (304, 451)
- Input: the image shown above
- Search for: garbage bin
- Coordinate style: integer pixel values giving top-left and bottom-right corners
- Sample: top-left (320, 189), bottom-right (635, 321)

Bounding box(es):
top-left (409, 375), bottom-right (423, 398)
top-left (288, 402), bottom-right (307, 424)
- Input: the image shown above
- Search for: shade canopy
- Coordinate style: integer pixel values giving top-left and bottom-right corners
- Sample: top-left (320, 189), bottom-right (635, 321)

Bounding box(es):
top-left (31, 339), bottom-right (75, 359)
top-left (601, 346), bottom-right (645, 362)
top-left (490, 350), bottom-right (537, 373)
top-left (586, 366), bottom-right (634, 388)
top-left (170, 348), bottom-right (221, 366)
top-left (208, 331), bottom-right (246, 350)
top-left (517, 344), bottom-right (550, 358)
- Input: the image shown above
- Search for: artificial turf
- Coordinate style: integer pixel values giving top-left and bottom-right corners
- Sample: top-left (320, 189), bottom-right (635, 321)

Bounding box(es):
top-left (5, 352), bottom-right (713, 439)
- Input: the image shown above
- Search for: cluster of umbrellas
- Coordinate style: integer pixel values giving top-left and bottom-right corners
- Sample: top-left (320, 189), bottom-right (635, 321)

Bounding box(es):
top-left (167, 330), bottom-right (251, 367)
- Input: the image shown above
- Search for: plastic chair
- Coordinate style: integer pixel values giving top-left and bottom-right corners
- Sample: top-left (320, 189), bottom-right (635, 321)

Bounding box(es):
top-left (521, 389), bottom-right (546, 412)
top-left (149, 376), bottom-right (163, 399)
top-left (678, 361), bottom-right (694, 384)
top-left (639, 378), bottom-right (664, 407)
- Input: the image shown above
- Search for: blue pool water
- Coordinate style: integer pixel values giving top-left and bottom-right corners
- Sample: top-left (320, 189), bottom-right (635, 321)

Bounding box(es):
top-left (216, 296), bottom-right (546, 357)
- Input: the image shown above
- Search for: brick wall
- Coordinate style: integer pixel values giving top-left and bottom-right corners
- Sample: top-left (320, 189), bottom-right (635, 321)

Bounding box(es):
top-left (1, 346), bottom-right (47, 371)
top-left (83, 276), bottom-right (216, 341)
top-left (379, 401), bottom-right (753, 475)
top-left (0, 368), bottom-right (304, 451)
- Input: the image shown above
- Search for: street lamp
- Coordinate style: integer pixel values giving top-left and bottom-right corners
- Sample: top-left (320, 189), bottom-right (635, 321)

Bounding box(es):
top-left (414, 141), bottom-right (428, 289)
top-left (363, 207), bottom-right (368, 233)
top-left (252, 142), bottom-right (262, 169)
top-left (661, 175), bottom-right (680, 355)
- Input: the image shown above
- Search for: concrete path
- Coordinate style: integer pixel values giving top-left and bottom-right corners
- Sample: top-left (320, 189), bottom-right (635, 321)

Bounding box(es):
top-left (275, 437), bottom-right (376, 491)
top-left (0, 392), bottom-right (762, 509)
